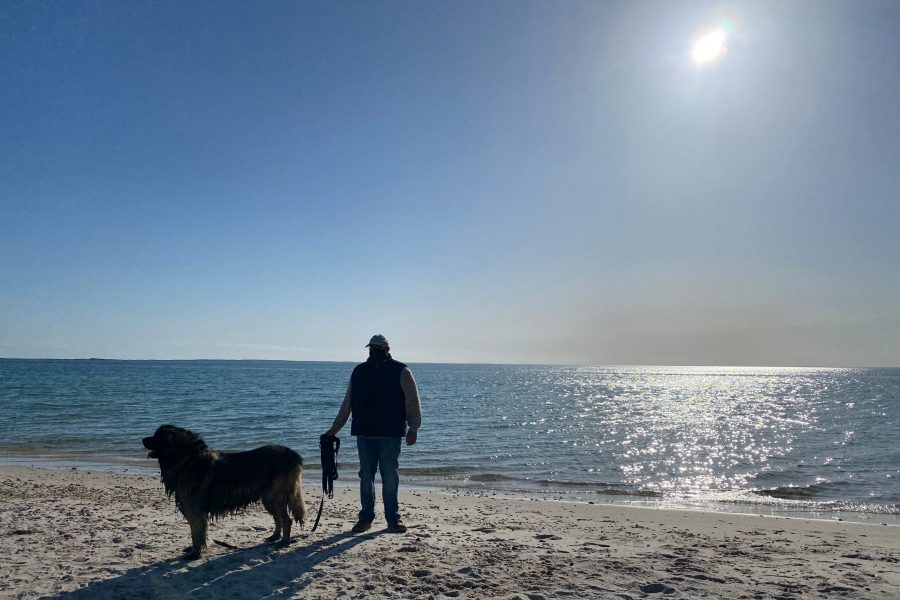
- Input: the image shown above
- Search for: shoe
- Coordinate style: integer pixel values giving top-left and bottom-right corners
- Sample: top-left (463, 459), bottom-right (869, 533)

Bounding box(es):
top-left (387, 520), bottom-right (407, 533)
top-left (351, 520), bottom-right (373, 533)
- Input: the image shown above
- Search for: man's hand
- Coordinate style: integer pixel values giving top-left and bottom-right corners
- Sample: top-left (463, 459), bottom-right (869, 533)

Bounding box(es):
top-left (405, 430), bottom-right (417, 446)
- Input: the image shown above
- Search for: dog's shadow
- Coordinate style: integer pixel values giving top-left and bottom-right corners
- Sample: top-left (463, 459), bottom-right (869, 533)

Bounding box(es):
top-left (43, 530), bottom-right (382, 600)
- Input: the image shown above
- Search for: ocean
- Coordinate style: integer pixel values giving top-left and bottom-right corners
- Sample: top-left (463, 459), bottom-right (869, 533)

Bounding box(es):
top-left (1, 359), bottom-right (898, 522)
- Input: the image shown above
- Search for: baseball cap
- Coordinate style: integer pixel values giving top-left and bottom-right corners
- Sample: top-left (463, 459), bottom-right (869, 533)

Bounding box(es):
top-left (365, 334), bottom-right (389, 348)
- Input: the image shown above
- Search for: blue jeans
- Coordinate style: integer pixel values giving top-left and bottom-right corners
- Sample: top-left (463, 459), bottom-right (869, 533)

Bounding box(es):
top-left (356, 436), bottom-right (402, 523)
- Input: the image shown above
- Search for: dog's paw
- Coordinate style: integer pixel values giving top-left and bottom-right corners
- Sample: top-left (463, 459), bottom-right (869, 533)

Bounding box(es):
top-left (183, 550), bottom-right (201, 561)
top-left (182, 545), bottom-right (194, 553)
top-left (278, 537), bottom-right (294, 547)
top-left (265, 533), bottom-right (282, 543)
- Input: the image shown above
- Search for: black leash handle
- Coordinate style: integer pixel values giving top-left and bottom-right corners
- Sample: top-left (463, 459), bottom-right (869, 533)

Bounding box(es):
top-left (321, 434), bottom-right (340, 498)
top-left (311, 434), bottom-right (340, 532)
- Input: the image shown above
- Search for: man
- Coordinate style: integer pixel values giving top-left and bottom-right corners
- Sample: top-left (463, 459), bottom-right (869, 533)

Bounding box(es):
top-left (323, 334), bottom-right (422, 533)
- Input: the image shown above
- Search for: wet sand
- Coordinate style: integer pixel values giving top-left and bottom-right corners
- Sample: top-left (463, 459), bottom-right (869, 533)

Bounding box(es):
top-left (1, 465), bottom-right (898, 599)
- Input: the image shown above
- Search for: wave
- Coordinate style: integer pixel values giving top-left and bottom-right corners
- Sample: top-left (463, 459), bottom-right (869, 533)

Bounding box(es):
top-left (595, 488), bottom-right (663, 498)
top-left (713, 488), bottom-right (900, 516)
top-left (397, 468), bottom-right (662, 497)
top-left (469, 473), bottom-right (516, 482)
top-left (399, 466), bottom-right (473, 477)
top-left (753, 480), bottom-right (851, 500)
top-left (531, 478), bottom-right (661, 497)
top-left (533, 478), bottom-right (619, 488)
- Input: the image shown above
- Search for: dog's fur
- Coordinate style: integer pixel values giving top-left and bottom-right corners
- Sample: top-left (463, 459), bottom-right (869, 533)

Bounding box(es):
top-left (142, 424), bottom-right (306, 559)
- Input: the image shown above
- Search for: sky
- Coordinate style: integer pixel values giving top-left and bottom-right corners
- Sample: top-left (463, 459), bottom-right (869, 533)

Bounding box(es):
top-left (2, 0), bottom-right (899, 366)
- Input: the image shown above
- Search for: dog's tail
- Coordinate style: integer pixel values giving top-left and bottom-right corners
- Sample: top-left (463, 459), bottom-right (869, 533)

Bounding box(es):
top-left (288, 464), bottom-right (307, 525)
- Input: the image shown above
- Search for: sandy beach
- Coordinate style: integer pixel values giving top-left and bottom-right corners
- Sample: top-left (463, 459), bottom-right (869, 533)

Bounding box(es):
top-left (1, 465), bottom-right (897, 599)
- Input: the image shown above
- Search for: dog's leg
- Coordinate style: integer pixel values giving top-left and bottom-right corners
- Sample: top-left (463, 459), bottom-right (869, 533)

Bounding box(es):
top-left (265, 525), bottom-right (283, 543)
top-left (278, 502), bottom-right (292, 546)
top-left (277, 503), bottom-right (292, 545)
top-left (185, 514), bottom-right (200, 557)
top-left (263, 498), bottom-right (282, 542)
top-left (184, 512), bottom-right (207, 560)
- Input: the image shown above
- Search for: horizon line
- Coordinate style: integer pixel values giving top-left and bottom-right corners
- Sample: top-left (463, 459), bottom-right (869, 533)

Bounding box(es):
top-left (1, 356), bottom-right (896, 370)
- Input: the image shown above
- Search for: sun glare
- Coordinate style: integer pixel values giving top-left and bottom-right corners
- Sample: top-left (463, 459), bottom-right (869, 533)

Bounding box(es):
top-left (692, 29), bottom-right (727, 64)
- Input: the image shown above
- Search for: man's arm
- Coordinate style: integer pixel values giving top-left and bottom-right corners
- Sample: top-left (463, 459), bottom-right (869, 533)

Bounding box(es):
top-left (401, 368), bottom-right (421, 445)
top-left (324, 381), bottom-right (352, 436)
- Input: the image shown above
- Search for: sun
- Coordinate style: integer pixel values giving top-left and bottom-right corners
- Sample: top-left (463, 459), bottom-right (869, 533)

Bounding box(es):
top-left (691, 29), bottom-right (727, 64)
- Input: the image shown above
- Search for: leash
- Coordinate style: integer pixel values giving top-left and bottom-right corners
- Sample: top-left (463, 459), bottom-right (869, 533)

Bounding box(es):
top-left (311, 434), bottom-right (340, 532)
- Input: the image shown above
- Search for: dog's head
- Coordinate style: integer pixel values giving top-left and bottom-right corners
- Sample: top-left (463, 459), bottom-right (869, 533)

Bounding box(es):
top-left (142, 425), bottom-right (207, 463)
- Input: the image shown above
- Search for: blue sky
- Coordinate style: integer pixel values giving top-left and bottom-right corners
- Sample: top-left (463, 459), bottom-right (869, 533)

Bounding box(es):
top-left (2, 1), bottom-right (899, 366)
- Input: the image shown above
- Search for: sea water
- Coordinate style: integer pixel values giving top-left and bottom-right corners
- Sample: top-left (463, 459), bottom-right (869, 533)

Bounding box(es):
top-left (1, 359), bottom-right (897, 521)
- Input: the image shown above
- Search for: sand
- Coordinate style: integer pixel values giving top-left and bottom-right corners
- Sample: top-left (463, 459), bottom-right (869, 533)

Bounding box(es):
top-left (0, 465), bottom-right (898, 599)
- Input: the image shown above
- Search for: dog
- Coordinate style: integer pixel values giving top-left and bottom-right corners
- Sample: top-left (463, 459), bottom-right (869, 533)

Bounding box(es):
top-left (142, 424), bottom-right (306, 559)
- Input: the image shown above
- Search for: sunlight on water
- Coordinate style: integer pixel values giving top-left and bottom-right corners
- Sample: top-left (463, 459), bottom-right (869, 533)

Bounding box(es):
top-left (417, 365), bottom-right (899, 516)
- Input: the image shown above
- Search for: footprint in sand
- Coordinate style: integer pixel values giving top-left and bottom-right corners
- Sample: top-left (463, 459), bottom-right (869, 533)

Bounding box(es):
top-left (640, 583), bottom-right (676, 594)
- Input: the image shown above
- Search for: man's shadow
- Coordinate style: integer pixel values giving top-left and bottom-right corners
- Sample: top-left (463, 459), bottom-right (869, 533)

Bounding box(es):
top-left (44, 530), bottom-right (381, 600)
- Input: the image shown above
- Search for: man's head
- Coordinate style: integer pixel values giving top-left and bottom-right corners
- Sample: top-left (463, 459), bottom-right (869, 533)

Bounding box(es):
top-left (366, 334), bottom-right (390, 361)
top-left (366, 334), bottom-right (389, 351)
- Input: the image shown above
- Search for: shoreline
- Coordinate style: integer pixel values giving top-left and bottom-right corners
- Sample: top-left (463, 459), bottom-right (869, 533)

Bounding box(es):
top-left (1, 465), bottom-right (898, 599)
top-left (1, 452), bottom-right (897, 527)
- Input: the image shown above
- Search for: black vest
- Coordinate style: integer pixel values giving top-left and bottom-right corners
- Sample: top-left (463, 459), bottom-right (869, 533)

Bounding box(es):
top-left (349, 357), bottom-right (408, 437)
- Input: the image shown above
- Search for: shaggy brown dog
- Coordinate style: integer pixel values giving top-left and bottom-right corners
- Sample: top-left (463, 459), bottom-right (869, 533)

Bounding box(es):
top-left (142, 424), bottom-right (306, 559)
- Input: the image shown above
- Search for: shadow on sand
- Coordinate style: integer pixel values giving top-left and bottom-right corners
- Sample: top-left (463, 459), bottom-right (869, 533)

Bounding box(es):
top-left (44, 530), bottom-right (381, 600)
